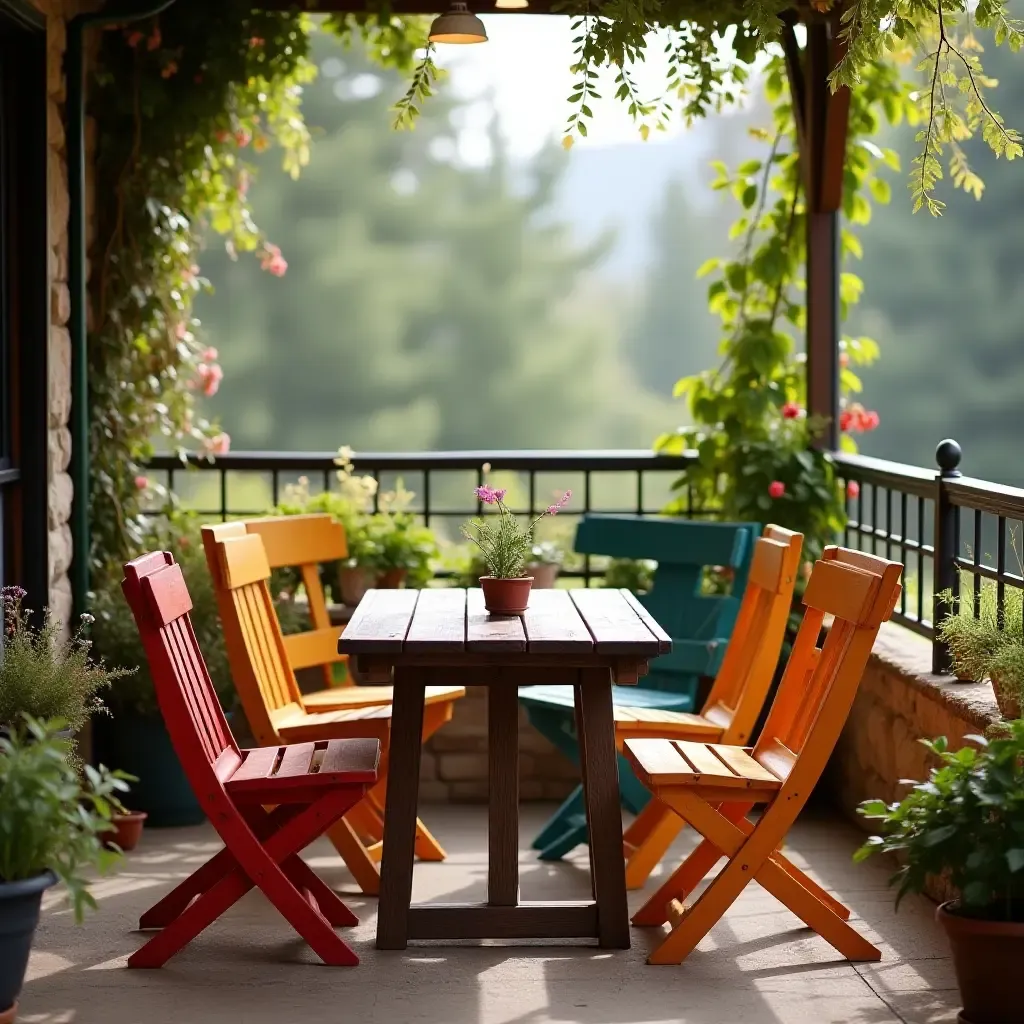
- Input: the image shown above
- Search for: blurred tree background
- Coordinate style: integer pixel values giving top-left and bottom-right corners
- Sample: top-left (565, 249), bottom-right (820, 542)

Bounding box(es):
top-left (196, 23), bottom-right (1024, 485)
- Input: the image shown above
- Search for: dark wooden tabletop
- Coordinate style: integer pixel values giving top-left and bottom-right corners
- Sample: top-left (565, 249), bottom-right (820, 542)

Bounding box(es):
top-left (338, 587), bottom-right (672, 658)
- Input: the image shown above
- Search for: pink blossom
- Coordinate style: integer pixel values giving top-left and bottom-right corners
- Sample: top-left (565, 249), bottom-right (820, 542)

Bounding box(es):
top-left (203, 347), bottom-right (218, 362)
top-left (847, 480), bottom-right (861, 499)
top-left (205, 432), bottom-right (231, 456)
top-left (546, 489), bottom-right (572, 515)
top-left (768, 481), bottom-right (786, 499)
top-left (781, 401), bottom-right (801, 420)
top-left (215, 129), bottom-right (231, 144)
top-left (840, 352), bottom-right (850, 369)
top-left (196, 362), bottom-right (223, 397)
top-left (134, 475), bottom-right (149, 490)
top-left (235, 129), bottom-right (252, 148)
top-left (126, 30), bottom-right (144, 48)
top-left (174, 321), bottom-right (188, 340)
top-left (475, 485), bottom-right (506, 505)
top-left (259, 242), bottom-right (287, 277)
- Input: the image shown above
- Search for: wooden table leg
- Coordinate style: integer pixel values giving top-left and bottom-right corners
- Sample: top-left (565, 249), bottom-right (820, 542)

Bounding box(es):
top-left (577, 669), bottom-right (630, 949)
top-left (573, 681), bottom-right (597, 898)
top-left (488, 682), bottom-right (520, 906)
top-left (376, 667), bottom-right (426, 950)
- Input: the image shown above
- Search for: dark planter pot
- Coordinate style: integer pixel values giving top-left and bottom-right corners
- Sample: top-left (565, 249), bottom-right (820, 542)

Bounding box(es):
top-left (480, 576), bottom-right (533, 615)
top-left (338, 566), bottom-right (371, 607)
top-left (376, 568), bottom-right (407, 589)
top-left (103, 712), bottom-right (204, 828)
top-left (103, 811), bottom-right (148, 852)
top-left (0, 871), bottom-right (56, 1016)
top-left (938, 900), bottom-right (1024, 1023)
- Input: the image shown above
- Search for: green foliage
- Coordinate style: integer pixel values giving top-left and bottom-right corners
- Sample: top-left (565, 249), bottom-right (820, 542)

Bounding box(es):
top-left (602, 558), bottom-right (655, 594)
top-left (856, 723), bottom-right (1024, 922)
top-left (0, 718), bottom-right (130, 920)
top-left (0, 588), bottom-right (128, 735)
top-left (362, 510), bottom-right (438, 587)
top-left (528, 541), bottom-right (565, 566)
top-left (656, 54), bottom-right (903, 562)
top-left (88, 511), bottom-right (233, 718)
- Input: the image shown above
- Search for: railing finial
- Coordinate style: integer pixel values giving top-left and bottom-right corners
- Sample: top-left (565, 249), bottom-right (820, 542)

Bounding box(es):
top-left (935, 439), bottom-right (962, 478)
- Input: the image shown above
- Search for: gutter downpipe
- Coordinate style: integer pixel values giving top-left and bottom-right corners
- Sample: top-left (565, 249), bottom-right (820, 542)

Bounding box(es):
top-left (66, 0), bottom-right (179, 616)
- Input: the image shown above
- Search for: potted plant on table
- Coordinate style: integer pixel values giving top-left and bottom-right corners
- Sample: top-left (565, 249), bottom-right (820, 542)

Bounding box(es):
top-left (856, 724), bottom-right (1024, 1024)
top-left (524, 541), bottom-right (563, 590)
top-left (0, 717), bottom-right (129, 1023)
top-left (462, 485), bottom-right (571, 615)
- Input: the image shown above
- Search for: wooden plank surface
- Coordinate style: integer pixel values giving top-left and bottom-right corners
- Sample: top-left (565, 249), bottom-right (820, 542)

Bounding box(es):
top-left (338, 589), bottom-right (419, 654)
top-left (488, 684), bottom-right (520, 906)
top-left (522, 589), bottom-right (594, 653)
top-left (466, 588), bottom-right (527, 652)
top-left (618, 588), bottom-right (673, 652)
top-left (569, 588), bottom-right (661, 655)
top-left (404, 588), bottom-right (467, 653)
top-left (406, 902), bottom-right (598, 940)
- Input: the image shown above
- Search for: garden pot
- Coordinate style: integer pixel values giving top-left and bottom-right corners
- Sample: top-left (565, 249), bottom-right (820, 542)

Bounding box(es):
top-left (102, 712), bottom-right (204, 827)
top-left (937, 900), bottom-right (1024, 1024)
top-left (525, 563), bottom-right (560, 589)
top-left (0, 871), bottom-right (56, 1017)
top-left (376, 568), bottom-right (407, 589)
top-left (103, 811), bottom-right (148, 852)
top-left (989, 672), bottom-right (1021, 719)
top-left (480, 576), bottom-right (533, 615)
top-left (338, 566), bottom-right (371, 607)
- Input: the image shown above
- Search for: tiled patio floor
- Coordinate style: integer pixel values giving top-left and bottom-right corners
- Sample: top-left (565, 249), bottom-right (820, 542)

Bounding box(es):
top-left (21, 805), bottom-right (960, 1024)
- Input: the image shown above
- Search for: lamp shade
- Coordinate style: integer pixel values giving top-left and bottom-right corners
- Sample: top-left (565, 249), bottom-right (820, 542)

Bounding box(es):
top-left (428, 2), bottom-right (488, 43)
top-left (495, 0), bottom-right (529, 7)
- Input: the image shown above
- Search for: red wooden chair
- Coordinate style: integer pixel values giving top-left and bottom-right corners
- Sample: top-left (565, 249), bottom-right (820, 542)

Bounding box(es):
top-left (121, 551), bottom-right (380, 969)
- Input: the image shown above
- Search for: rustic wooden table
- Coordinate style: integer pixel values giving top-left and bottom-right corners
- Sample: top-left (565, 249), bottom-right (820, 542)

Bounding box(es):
top-left (338, 586), bottom-right (671, 950)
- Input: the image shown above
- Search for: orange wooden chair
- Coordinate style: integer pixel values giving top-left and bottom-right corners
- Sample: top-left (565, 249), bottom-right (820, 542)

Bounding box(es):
top-left (617, 525), bottom-right (803, 889)
top-left (201, 524), bottom-right (464, 895)
top-left (625, 546), bottom-right (903, 966)
top-left (121, 551), bottom-right (379, 968)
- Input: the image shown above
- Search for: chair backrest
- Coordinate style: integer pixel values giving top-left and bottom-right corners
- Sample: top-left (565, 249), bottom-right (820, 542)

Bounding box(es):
top-left (238, 513), bottom-right (348, 690)
top-left (751, 545), bottom-right (903, 791)
top-left (575, 515), bottom-right (760, 698)
top-left (121, 552), bottom-right (241, 803)
top-left (699, 525), bottom-right (803, 745)
top-left (201, 523), bottom-right (304, 747)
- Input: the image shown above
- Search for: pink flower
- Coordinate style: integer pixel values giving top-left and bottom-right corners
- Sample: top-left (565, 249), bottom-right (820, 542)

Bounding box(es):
top-left (259, 243), bottom-right (288, 277)
top-left (768, 481), bottom-right (786, 499)
top-left (174, 321), bottom-right (188, 340)
top-left (202, 347), bottom-right (218, 362)
top-left (126, 30), bottom-right (144, 48)
top-left (840, 352), bottom-right (850, 369)
top-left (847, 480), bottom-right (860, 499)
top-left (235, 129), bottom-right (252, 148)
top-left (215, 130), bottom-right (231, 144)
top-left (781, 401), bottom-right (801, 420)
top-left (134, 475), bottom-right (149, 490)
top-left (861, 410), bottom-right (880, 431)
top-left (196, 362), bottom-right (223, 397)
top-left (475, 485), bottom-right (506, 504)
top-left (205, 432), bottom-right (231, 456)
top-left (840, 403), bottom-right (881, 434)
top-left (546, 489), bottom-right (572, 515)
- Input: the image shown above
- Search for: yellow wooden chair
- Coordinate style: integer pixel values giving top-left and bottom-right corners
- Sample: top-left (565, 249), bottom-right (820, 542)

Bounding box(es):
top-left (617, 525), bottom-right (804, 889)
top-left (201, 523), bottom-right (465, 895)
top-left (626, 546), bottom-right (902, 965)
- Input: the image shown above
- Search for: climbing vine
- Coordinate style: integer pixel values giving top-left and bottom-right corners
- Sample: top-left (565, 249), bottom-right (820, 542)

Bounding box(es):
top-left (87, 3), bottom-right (427, 580)
top-left (655, 53), bottom-right (909, 561)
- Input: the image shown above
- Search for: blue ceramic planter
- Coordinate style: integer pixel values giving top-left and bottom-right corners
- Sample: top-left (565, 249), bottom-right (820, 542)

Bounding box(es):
top-left (0, 871), bottom-right (56, 1015)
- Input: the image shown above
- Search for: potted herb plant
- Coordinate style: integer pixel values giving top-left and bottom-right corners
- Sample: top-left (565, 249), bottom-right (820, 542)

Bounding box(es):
top-left (856, 725), bottom-right (1024, 1024)
top-left (0, 586), bottom-right (127, 744)
top-left (462, 485), bottom-right (570, 614)
top-left (525, 541), bottom-right (563, 589)
top-left (0, 717), bottom-right (129, 1022)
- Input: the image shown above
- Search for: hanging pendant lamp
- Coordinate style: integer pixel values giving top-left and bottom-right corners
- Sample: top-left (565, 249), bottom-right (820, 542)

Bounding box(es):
top-left (428, 2), bottom-right (488, 44)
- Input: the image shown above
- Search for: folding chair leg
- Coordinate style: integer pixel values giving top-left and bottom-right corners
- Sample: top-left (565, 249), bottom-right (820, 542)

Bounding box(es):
top-left (345, 800), bottom-right (385, 845)
top-left (327, 817), bottom-right (381, 896)
top-left (537, 821), bottom-right (589, 862)
top-left (282, 853), bottom-right (360, 927)
top-left (622, 798), bottom-right (666, 849)
top-left (138, 846), bottom-right (235, 929)
top-left (631, 836), bottom-right (722, 927)
top-left (532, 784), bottom-right (584, 851)
top-left (625, 806), bottom-right (685, 891)
top-left (771, 850), bottom-right (851, 922)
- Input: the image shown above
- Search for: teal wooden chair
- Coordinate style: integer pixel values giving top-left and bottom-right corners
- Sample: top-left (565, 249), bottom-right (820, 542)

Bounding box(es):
top-left (519, 515), bottom-right (760, 861)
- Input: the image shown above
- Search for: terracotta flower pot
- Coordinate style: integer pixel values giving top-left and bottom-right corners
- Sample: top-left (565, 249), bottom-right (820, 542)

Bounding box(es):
top-left (338, 566), bottom-right (371, 607)
top-left (989, 672), bottom-right (1022, 720)
top-left (480, 576), bottom-right (533, 615)
top-left (376, 568), bottom-right (407, 589)
top-left (525, 562), bottom-right (560, 589)
top-left (104, 811), bottom-right (148, 852)
top-left (937, 900), bottom-right (1024, 1023)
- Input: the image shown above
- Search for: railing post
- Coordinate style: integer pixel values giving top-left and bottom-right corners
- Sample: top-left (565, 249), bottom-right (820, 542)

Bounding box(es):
top-left (932, 438), bottom-right (962, 675)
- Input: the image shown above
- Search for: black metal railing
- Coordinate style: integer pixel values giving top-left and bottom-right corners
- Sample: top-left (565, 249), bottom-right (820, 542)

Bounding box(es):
top-left (147, 440), bottom-right (1024, 674)
top-left (145, 449), bottom-right (699, 586)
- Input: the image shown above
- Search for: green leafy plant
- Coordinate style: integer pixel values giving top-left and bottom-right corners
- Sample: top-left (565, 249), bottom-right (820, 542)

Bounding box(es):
top-left (0, 718), bottom-right (130, 920)
top-left (527, 541), bottom-right (564, 567)
top-left (0, 587), bottom-right (128, 735)
top-left (602, 558), bottom-right (656, 594)
top-left (856, 724), bottom-right (1024, 922)
top-left (656, 52), bottom-right (901, 563)
top-left (463, 486), bottom-right (572, 580)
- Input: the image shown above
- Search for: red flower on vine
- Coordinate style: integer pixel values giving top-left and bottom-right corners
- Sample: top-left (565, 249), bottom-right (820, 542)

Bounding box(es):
top-left (196, 362), bottom-right (223, 397)
top-left (768, 481), bottom-right (786, 499)
top-left (840, 351), bottom-right (850, 369)
top-left (235, 129), bottom-right (252, 148)
top-left (781, 401), bottom-right (802, 420)
top-left (259, 242), bottom-right (288, 277)
top-left (847, 480), bottom-right (861, 499)
top-left (134, 475), bottom-right (149, 491)
top-left (204, 432), bottom-right (231, 456)
top-left (840, 403), bottom-right (880, 434)
top-left (126, 30), bottom-right (144, 48)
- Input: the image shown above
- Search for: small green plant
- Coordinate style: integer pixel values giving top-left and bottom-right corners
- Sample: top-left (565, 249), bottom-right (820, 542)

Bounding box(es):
top-left (0, 587), bottom-right (128, 735)
top-left (527, 541), bottom-right (564, 567)
top-left (462, 486), bottom-right (571, 580)
top-left (602, 558), bottom-right (655, 595)
top-left (856, 724), bottom-right (1024, 923)
top-left (0, 717), bottom-right (131, 920)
